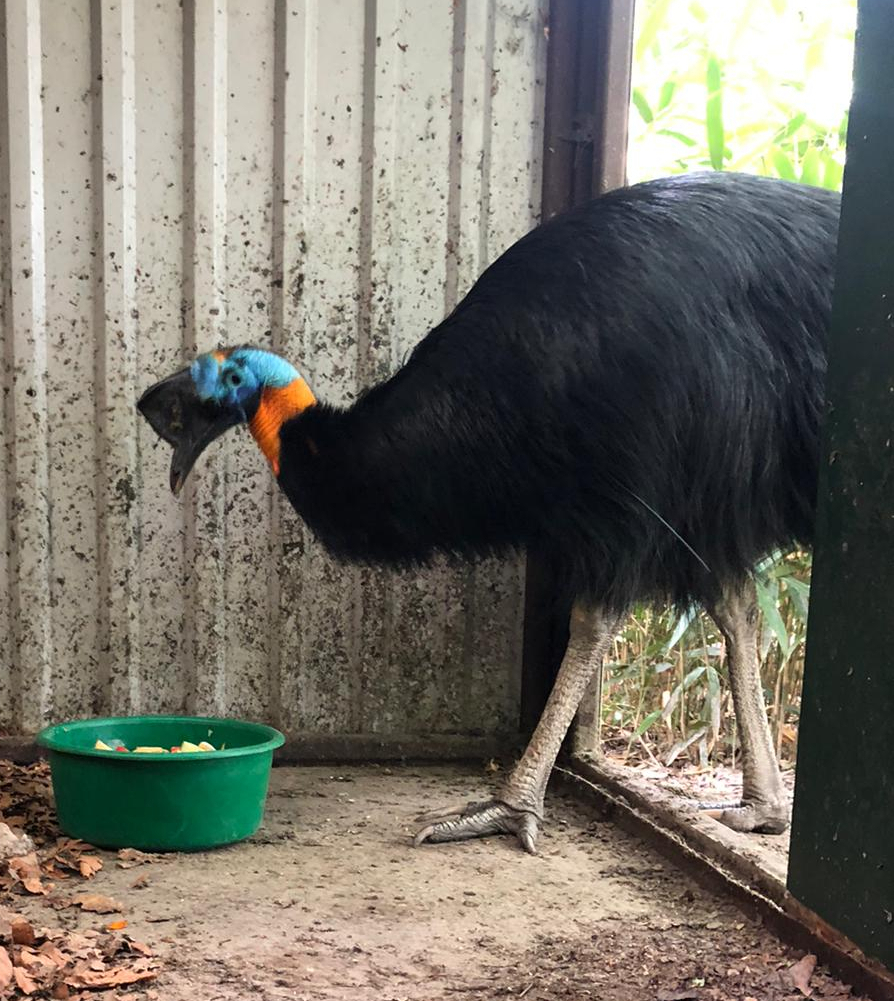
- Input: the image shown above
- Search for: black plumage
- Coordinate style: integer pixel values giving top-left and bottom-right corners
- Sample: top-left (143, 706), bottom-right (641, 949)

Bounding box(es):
top-left (279, 171), bottom-right (839, 614)
top-left (137, 169), bottom-right (841, 846)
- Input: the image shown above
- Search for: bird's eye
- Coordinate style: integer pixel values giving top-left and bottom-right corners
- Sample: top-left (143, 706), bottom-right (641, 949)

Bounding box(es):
top-left (227, 371), bottom-right (242, 388)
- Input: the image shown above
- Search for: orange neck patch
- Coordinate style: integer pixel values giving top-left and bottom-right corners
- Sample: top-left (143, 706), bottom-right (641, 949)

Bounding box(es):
top-left (248, 378), bottom-right (316, 476)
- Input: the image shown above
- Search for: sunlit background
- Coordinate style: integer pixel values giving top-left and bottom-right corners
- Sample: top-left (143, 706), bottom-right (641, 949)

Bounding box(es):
top-left (628, 0), bottom-right (855, 187)
top-left (605, 0), bottom-right (857, 786)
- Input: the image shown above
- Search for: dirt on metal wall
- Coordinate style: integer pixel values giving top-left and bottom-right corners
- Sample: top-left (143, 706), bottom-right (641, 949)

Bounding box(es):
top-left (0, 0), bottom-right (548, 736)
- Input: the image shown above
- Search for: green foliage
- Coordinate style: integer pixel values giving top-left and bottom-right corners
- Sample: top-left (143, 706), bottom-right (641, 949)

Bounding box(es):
top-left (605, 553), bottom-right (812, 766)
top-left (627, 0), bottom-right (856, 188)
top-left (607, 0), bottom-right (856, 766)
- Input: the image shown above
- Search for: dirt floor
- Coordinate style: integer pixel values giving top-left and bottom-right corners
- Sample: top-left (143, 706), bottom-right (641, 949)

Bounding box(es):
top-left (9, 764), bottom-right (867, 1001)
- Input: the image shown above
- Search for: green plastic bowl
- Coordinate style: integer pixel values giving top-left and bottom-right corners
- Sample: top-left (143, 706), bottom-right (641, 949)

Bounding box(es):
top-left (36, 715), bottom-right (285, 851)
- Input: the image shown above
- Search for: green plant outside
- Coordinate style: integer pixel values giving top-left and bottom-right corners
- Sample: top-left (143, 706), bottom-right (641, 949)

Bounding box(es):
top-left (609, 0), bottom-right (856, 766)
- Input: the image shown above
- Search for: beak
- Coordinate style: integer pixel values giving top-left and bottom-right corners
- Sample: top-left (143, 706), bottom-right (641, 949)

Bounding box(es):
top-left (137, 367), bottom-right (243, 496)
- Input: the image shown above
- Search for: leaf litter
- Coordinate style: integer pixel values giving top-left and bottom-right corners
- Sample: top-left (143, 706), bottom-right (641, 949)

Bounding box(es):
top-left (483, 921), bottom-right (865, 1001)
top-left (0, 919), bottom-right (158, 997)
top-left (0, 761), bottom-right (162, 997)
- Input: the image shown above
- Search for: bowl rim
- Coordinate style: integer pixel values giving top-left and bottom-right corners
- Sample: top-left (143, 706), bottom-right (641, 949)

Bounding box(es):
top-left (36, 714), bottom-right (285, 761)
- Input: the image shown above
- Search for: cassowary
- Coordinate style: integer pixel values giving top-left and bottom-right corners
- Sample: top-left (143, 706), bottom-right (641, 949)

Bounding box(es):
top-left (138, 171), bottom-right (839, 853)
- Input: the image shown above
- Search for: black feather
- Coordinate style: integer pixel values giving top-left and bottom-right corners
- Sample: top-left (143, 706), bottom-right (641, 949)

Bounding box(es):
top-left (278, 172), bottom-right (839, 614)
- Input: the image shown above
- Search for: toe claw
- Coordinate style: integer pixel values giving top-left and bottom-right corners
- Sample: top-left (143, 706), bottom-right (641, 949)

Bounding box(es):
top-left (413, 824), bottom-right (439, 847)
top-left (697, 799), bottom-right (789, 834)
top-left (517, 814), bottom-right (539, 855)
top-left (412, 798), bottom-right (541, 852)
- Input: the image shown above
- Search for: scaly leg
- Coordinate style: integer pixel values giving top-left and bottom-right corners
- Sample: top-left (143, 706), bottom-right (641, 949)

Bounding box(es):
top-left (414, 604), bottom-right (622, 853)
top-left (702, 579), bottom-right (789, 833)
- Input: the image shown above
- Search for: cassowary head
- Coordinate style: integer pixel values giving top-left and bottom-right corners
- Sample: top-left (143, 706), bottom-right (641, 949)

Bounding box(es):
top-left (138, 346), bottom-right (315, 493)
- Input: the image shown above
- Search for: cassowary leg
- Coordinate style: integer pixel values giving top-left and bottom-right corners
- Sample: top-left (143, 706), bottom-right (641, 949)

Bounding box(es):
top-left (702, 579), bottom-right (789, 834)
top-left (414, 604), bottom-right (621, 853)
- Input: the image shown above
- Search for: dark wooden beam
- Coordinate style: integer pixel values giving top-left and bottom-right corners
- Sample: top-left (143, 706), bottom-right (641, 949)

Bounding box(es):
top-left (788, 0), bottom-right (894, 970)
top-left (520, 0), bottom-right (635, 734)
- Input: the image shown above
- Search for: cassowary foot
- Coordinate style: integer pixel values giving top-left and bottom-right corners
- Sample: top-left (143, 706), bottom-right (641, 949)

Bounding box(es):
top-left (413, 799), bottom-right (541, 854)
top-left (699, 799), bottom-right (790, 835)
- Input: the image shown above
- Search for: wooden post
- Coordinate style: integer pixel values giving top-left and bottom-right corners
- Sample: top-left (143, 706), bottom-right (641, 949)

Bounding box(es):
top-left (521, 0), bottom-right (635, 754)
top-left (788, 0), bottom-right (894, 969)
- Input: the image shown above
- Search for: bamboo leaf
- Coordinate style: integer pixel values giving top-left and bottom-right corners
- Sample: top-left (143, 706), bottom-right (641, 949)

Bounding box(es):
top-left (839, 110), bottom-right (850, 145)
top-left (705, 665), bottom-right (722, 738)
top-left (635, 0), bottom-right (674, 61)
top-left (775, 112), bottom-right (807, 143)
top-left (706, 55), bottom-right (725, 170)
top-left (755, 577), bottom-right (791, 659)
top-left (657, 128), bottom-right (699, 148)
top-left (805, 23), bottom-right (830, 74)
top-left (822, 153), bottom-right (844, 191)
top-left (633, 88), bottom-right (654, 124)
top-left (658, 79), bottom-right (676, 111)
top-left (796, 147), bottom-right (820, 188)
top-left (666, 725), bottom-right (709, 766)
top-left (665, 606), bottom-right (697, 652)
top-left (731, 0), bottom-right (760, 47)
top-left (634, 708), bottom-right (663, 737)
top-left (771, 149), bottom-right (797, 181)
top-left (783, 576), bottom-right (811, 621)
top-left (660, 666), bottom-right (706, 722)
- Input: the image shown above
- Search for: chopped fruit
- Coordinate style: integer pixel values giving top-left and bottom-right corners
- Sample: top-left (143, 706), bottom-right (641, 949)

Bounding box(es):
top-left (97, 737), bottom-right (220, 753)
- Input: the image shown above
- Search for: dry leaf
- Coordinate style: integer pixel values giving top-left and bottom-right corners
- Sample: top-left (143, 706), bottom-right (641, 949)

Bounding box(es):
top-left (38, 940), bottom-right (66, 967)
top-left (787, 954), bottom-right (817, 996)
top-left (71, 894), bottom-right (123, 914)
top-left (0, 946), bottom-right (12, 989)
top-left (11, 917), bottom-right (35, 946)
top-left (9, 853), bottom-right (47, 895)
top-left (66, 965), bottom-right (157, 988)
top-left (0, 764), bottom-right (161, 992)
top-left (0, 762), bottom-right (59, 846)
top-left (17, 947), bottom-right (57, 972)
top-left (116, 848), bottom-right (159, 869)
top-left (77, 856), bottom-right (103, 879)
top-left (54, 931), bottom-right (94, 956)
top-left (13, 965), bottom-right (39, 994)
top-left (129, 874), bottom-right (149, 890)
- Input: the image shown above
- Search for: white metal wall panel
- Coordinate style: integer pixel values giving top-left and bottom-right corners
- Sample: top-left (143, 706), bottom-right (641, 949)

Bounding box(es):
top-left (0, 0), bottom-right (548, 736)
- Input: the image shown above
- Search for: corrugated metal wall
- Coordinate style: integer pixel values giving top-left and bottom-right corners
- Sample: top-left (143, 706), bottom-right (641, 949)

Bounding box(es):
top-left (0, 0), bottom-right (548, 736)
